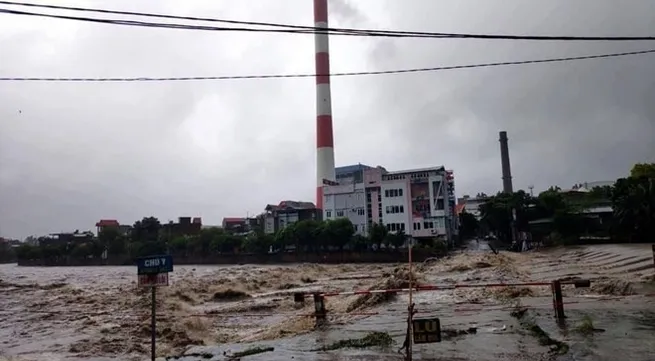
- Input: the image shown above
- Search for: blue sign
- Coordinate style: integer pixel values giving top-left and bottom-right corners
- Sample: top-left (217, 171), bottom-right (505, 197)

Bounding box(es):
top-left (137, 255), bottom-right (173, 275)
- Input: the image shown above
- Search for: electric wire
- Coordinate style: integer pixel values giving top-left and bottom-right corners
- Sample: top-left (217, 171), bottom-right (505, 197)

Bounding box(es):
top-left (1, 48), bottom-right (653, 82)
top-left (1, 1), bottom-right (655, 41)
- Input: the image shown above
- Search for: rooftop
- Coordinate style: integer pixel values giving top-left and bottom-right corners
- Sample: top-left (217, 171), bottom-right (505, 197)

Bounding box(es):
top-left (95, 219), bottom-right (119, 227)
top-left (385, 166), bottom-right (446, 175)
top-left (265, 200), bottom-right (317, 211)
top-left (335, 163), bottom-right (374, 174)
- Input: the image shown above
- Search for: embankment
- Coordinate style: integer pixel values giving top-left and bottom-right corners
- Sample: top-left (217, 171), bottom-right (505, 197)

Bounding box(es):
top-left (16, 249), bottom-right (443, 267)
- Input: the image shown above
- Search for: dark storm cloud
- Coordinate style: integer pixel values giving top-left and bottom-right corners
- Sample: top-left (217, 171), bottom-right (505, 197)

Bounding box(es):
top-left (0, 0), bottom-right (653, 238)
top-left (345, 0), bottom-right (655, 194)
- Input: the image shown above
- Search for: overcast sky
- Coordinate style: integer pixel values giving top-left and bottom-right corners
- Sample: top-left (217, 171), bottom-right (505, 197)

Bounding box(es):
top-left (1, 0), bottom-right (654, 239)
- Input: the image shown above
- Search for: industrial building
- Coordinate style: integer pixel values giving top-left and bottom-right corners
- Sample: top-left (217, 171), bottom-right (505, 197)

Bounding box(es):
top-left (322, 164), bottom-right (458, 243)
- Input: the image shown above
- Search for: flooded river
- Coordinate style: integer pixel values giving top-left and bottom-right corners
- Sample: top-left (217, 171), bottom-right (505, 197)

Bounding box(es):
top-left (1, 243), bottom-right (653, 361)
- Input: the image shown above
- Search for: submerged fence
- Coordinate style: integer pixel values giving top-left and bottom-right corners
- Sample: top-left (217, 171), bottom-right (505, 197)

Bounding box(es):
top-left (294, 279), bottom-right (591, 325)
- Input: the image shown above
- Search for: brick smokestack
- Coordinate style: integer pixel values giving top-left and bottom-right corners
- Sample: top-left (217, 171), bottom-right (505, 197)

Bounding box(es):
top-left (499, 131), bottom-right (514, 194)
top-left (314, 0), bottom-right (336, 210)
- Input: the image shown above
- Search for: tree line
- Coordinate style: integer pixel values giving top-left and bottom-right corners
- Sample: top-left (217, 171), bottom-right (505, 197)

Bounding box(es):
top-left (13, 162), bottom-right (653, 261)
top-left (459, 163), bottom-right (655, 245)
top-left (15, 216), bottom-right (445, 262)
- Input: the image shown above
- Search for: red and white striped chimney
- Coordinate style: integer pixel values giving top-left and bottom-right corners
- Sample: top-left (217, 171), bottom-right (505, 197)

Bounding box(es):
top-left (314, 0), bottom-right (336, 210)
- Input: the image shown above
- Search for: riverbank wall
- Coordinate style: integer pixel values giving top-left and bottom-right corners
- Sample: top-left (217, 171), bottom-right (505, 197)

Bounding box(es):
top-left (16, 249), bottom-right (443, 267)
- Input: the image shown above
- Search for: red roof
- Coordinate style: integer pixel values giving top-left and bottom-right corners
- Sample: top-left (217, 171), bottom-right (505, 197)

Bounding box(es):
top-left (455, 204), bottom-right (466, 215)
top-left (95, 219), bottom-right (119, 227)
top-left (222, 217), bottom-right (245, 223)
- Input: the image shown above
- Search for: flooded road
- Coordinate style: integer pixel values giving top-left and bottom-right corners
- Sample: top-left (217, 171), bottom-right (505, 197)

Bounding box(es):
top-left (1, 243), bottom-right (653, 361)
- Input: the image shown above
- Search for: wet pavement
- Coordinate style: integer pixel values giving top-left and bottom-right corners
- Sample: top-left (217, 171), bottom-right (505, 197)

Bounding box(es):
top-left (1, 242), bottom-right (654, 361)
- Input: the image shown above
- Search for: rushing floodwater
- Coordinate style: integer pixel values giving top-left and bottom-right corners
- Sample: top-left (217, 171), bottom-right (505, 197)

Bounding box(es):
top-left (1, 243), bottom-right (654, 361)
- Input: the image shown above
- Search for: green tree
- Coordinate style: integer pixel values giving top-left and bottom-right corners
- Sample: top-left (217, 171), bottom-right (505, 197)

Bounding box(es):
top-left (131, 217), bottom-right (163, 256)
top-left (368, 222), bottom-right (387, 250)
top-left (325, 218), bottom-right (355, 251)
top-left (189, 228), bottom-right (223, 255)
top-left (275, 225), bottom-right (297, 251)
top-left (458, 211), bottom-right (479, 239)
top-left (16, 244), bottom-right (40, 260)
top-left (387, 230), bottom-right (407, 249)
top-left (480, 190), bottom-right (540, 243)
top-left (169, 236), bottom-right (188, 256)
top-left (611, 172), bottom-right (655, 242)
top-left (349, 234), bottom-right (369, 252)
top-left (242, 233), bottom-right (273, 254)
top-left (294, 220), bottom-right (321, 252)
top-left (98, 228), bottom-right (127, 256)
top-left (630, 163), bottom-right (655, 179)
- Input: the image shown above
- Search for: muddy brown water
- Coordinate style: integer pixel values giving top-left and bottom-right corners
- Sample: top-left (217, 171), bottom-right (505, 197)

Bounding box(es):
top-left (1, 242), bottom-right (654, 361)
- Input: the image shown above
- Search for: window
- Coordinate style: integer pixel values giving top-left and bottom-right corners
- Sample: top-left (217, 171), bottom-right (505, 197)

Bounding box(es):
top-left (437, 199), bottom-right (445, 210)
top-left (400, 223), bottom-right (405, 231)
top-left (358, 209), bottom-right (365, 216)
top-left (385, 190), bottom-right (390, 197)
top-left (413, 222), bottom-right (421, 230)
top-left (423, 221), bottom-right (434, 229)
top-left (386, 206), bottom-right (390, 214)
top-left (400, 205), bottom-right (404, 213)
top-left (399, 189), bottom-right (403, 197)
top-left (336, 210), bottom-right (344, 217)
top-left (354, 224), bottom-right (358, 231)
top-left (326, 211), bottom-right (332, 218)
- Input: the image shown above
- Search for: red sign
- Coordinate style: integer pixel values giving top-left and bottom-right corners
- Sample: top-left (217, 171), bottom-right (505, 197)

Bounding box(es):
top-left (138, 273), bottom-right (169, 287)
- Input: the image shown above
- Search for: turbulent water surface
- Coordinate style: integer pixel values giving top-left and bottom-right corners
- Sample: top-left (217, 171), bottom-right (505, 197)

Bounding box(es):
top-left (1, 243), bottom-right (654, 361)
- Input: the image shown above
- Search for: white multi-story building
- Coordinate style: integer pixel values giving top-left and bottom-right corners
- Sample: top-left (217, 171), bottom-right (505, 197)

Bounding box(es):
top-left (457, 194), bottom-right (489, 220)
top-left (322, 164), bottom-right (458, 244)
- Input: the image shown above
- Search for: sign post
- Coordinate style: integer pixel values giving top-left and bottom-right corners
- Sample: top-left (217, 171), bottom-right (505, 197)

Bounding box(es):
top-left (412, 318), bottom-right (442, 344)
top-left (137, 255), bottom-right (173, 361)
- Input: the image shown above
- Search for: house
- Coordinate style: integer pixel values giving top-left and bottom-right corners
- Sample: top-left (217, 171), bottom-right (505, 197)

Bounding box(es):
top-left (95, 219), bottom-right (132, 236)
top-left (161, 217), bottom-right (202, 238)
top-left (260, 200), bottom-right (321, 234)
top-left (222, 217), bottom-right (247, 233)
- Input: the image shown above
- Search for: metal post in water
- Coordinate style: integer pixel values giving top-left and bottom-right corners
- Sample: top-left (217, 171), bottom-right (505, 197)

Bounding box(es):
top-left (407, 244), bottom-right (414, 361)
top-left (551, 280), bottom-right (565, 321)
top-left (151, 286), bottom-right (156, 361)
top-left (313, 293), bottom-right (326, 327)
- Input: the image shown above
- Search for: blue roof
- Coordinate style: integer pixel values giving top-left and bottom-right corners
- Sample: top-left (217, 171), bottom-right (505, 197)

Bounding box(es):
top-left (335, 163), bottom-right (373, 175)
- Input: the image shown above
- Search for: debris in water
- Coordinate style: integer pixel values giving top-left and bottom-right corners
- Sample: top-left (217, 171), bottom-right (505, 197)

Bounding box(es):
top-left (449, 264), bottom-right (471, 272)
top-left (510, 306), bottom-right (569, 355)
top-left (229, 346), bottom-right (274, 358)
top-left (211, 289), bottom-right (251, 301)
top-left (490, 286), bottom-right (534, 301)
top-left (441, 327), bottom-right (478, 340)
top-left (316, 331), bottom-right (394, 351)
top-left (278, 283), bottom-right (301, 290)
top-left (346, 268), bottom-right (420, 312)
top-left (591, 280), bottom-right (635, 296)
top-left (573, 315), bottom-right (605, 335)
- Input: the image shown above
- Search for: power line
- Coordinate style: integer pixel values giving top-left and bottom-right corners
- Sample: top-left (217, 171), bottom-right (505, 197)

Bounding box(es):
top-left (1, 1), bottom-right (655, 41)
top-left (1, 48), bottom-right (653, 82)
